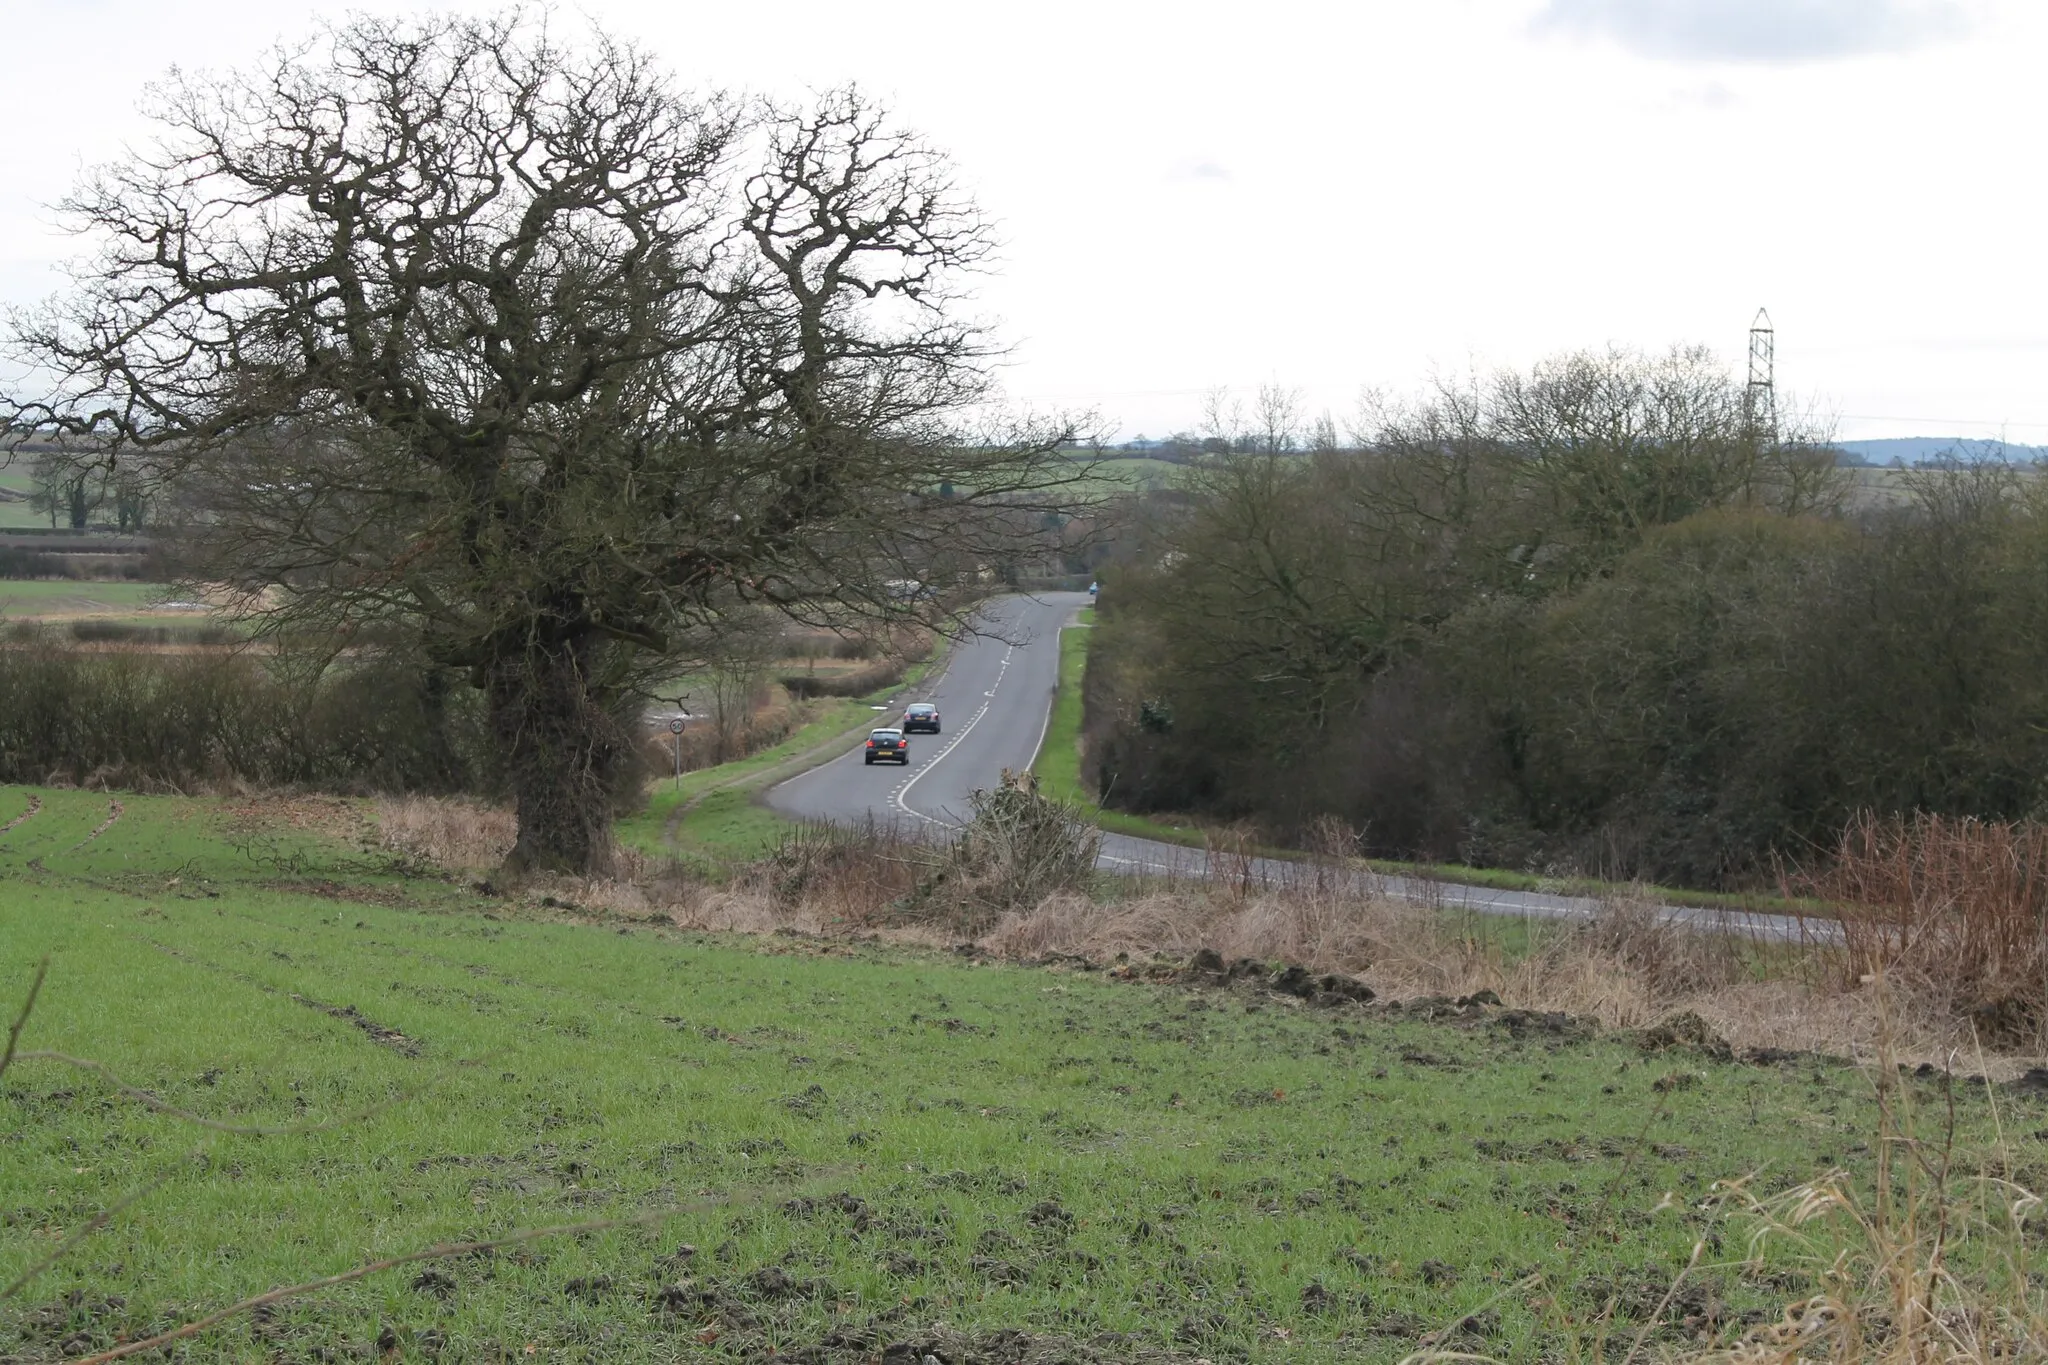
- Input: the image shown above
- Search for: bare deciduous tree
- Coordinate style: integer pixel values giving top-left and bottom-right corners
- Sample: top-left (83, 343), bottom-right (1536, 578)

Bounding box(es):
top-left (3, 11), bottom-right (1086, 873)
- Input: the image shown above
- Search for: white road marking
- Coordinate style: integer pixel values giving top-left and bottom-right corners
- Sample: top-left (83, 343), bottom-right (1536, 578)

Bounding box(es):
top-left (893, 644), bottom-right (1016, 828)
top-left (773, 630), bottom-right (976, 792)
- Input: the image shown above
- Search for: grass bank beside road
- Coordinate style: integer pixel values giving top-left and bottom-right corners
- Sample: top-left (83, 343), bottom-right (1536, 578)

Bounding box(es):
top-left (621, 631), bottom-right (956, 863)
top-left (1, 783), bottom-right (1999, 1364)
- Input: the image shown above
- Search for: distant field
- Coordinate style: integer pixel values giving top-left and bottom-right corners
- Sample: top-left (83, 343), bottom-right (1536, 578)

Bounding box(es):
top-left (0, 466), bottom-right (41, 528)
top-left (1077, 455), bottom-right (1186, 489)
top-left (1843, 465), bottom-right (1914, 505)
top-left (0, 578), bottom-right (170, 617)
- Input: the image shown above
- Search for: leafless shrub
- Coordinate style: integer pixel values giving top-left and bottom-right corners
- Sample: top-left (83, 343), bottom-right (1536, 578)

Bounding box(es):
top-left (903, 774), bottom-right (1101, 934)
top-left (1201, 821), bottom-right (1265, 902)
top-left (740, 818), bottom-right (928, 927)
top-left (642, 690), bottom-right (805, 780)
top-left (1536, 898), bottom-right (1750, 999)
top-left (1791, 812), bottom-right (2048, 1048)
top-left (778, 657), bottom-right (910, 700)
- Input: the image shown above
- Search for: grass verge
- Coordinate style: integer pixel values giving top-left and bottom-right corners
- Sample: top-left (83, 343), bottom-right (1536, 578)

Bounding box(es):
top-left (620, 631), bottom-right (957, 864)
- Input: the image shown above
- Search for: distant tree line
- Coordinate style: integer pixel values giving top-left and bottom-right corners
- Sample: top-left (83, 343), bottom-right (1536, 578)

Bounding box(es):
top-left (1084, 346), bottom-right (2048, 889)
top-left (12, 444), bottom-right (153, 531)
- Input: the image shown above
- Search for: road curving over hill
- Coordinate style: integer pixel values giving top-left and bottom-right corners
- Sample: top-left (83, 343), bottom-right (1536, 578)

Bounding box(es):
top-left (768, 591), bottom-right (1832, 945)
top-left (768, 592), bottom-right (1090, 831)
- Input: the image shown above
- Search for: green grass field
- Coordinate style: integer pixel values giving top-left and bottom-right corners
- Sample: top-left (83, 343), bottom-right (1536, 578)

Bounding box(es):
top-left (0, 467), bottom-right (40, 528)
top-left (0, 784), bottom-right (2019, 1363)
top-left (1058, 457), bottom-right (1188, 498)
top-left (0, 579), bottom-right (172, 618)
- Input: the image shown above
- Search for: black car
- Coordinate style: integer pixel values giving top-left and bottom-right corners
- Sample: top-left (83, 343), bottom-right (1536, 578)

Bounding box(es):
top-left (902, 702), bottom-right (941, 734)
top-left (864, 729), bottom-right (910, 764)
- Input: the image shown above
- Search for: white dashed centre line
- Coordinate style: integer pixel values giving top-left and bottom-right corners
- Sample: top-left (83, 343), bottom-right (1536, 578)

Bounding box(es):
top-left (892, 644), bottom-right (1015, 828)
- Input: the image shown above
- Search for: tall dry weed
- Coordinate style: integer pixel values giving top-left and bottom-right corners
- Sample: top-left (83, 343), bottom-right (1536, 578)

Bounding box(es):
top-left (374, 796), bottom-right (515, 872)
top-left (983, 888), bottom-right (1433, 980)
top-left (1668, 999), bottom-right (2047, 1365)
top-left (1793, 812), bottom-right (2048, 1048)
top-left (741, 818), bottom-right (928, 928)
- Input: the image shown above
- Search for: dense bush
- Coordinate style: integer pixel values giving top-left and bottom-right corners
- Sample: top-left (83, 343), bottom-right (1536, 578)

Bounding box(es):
top-left (777, 659), bottom-right (906, 700)
top-left (1086, 348), bottom-right (2048, 888)
top-left (0, 639), bottom-right (516, 796)
top-left (0, 546), bottom-right (158, 579)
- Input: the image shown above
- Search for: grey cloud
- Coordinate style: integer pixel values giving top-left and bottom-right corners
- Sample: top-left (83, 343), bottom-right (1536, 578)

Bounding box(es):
top-left (1534, 0), bottom-right (1974, 63)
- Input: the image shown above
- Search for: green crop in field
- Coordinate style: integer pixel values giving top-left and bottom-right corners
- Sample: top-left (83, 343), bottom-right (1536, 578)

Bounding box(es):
top-left (0, 579), bottom-right (170, 617)
top-left (0, 785), bottom-right (2019, 1362)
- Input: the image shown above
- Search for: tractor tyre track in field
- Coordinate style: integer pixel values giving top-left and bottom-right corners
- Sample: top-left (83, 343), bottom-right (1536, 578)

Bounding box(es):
top-left (0, 792), bottom-right (41, 836)
top-left (67, 800), bottom-right (124, 852)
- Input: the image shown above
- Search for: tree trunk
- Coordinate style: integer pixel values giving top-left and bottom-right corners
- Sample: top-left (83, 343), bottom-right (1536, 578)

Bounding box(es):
top-left (486, 632), bottom-right (629, 877)
top-left (415, 664), bottom-right (464, 791)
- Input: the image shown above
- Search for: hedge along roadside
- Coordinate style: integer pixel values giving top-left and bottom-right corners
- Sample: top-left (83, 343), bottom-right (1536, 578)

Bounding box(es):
top-left (1026, 605), bottom-right (1803, 916)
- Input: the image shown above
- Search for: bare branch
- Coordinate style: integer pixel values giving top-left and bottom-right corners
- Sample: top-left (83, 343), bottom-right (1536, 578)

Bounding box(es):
top-left (0, 956), bottom-right (48, 1081)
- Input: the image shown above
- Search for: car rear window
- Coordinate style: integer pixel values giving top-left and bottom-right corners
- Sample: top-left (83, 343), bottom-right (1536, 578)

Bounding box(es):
top-left (906, 705), bottom-right (935, 715)
top-left (870, 730), bottom-right (903, 741)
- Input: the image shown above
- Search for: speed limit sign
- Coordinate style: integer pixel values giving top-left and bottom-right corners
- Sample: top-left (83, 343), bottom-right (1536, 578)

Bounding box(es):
top-left (669, 717), bottom-right (685, 734)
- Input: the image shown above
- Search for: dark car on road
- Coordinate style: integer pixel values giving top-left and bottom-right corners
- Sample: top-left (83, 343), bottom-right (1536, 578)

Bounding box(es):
top-left (864, 729), bottom-right (910, 765)
top-left (902, 702), bottom-right (940, 734)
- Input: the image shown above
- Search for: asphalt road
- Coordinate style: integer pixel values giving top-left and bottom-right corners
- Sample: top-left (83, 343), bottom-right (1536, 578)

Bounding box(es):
top-left (769, 592), bottom-right (1832, 944)
top-left (768, 592), bottom-right (1092, 830)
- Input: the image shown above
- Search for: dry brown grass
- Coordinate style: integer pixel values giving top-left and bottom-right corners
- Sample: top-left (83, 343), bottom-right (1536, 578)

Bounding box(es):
top-left (374, 795), bottom-right (515, 872)
top-left (1413, 991), bottom-right (2048, 1365)
top-left (367, 794), bottom-right (2048, 1068)
top-left (1791, 812), bottom-right (2048, 1051)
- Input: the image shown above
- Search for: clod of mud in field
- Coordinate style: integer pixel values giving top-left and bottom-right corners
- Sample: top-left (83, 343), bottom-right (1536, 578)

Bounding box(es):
top-left (13, 1288), bottom-right (134, 1360)
top-left (751, 1323), bottom-right (1204, 1365)
top-left (288, 992), bottom-right (421, 1055)
top-left (1637, 1009), bottom-right (1734, 1060)
top-left (266, 877), bottom-right (409, 907)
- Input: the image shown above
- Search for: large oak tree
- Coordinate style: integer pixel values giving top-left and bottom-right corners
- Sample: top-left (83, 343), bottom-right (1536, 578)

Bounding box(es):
top-left (4, 12), bottom-right (1084, 873)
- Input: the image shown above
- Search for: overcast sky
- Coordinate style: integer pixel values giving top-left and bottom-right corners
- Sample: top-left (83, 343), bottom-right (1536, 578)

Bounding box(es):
top-left (1, 0), bottom-right (2038, 442)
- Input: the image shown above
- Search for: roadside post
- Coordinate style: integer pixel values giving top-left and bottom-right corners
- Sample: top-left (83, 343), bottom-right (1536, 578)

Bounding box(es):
top-left (669, 717), bottom-right (685, 790)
